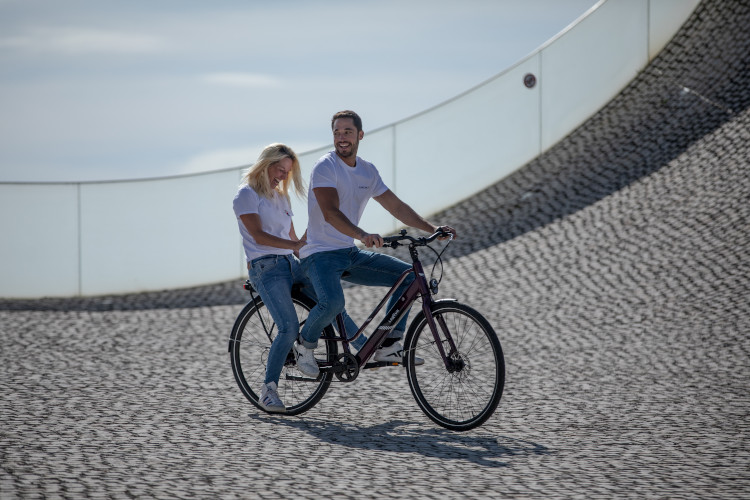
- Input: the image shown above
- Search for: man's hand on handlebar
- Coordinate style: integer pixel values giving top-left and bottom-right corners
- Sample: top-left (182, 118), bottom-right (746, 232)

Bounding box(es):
top-left (363, 226), bottom-right (455, 248)
top-left (436, 225), bottom-right (458, 240)
top-left (359, 232), bottom-right (384, 248)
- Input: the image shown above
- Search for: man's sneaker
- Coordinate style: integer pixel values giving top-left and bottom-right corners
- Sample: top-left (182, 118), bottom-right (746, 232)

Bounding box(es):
top-left (374, 341), bottom-right (424, 365)
top-left (259, 382), bottom-right (285, 413)
top-left (293, 342), bottom-right (320, 378)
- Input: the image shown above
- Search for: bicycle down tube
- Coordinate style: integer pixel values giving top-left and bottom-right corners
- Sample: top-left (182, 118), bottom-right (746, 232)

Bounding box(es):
top-left (324, 248), bottom-right (458, 370)
top-left (323, 266), bottom-right (415, 363)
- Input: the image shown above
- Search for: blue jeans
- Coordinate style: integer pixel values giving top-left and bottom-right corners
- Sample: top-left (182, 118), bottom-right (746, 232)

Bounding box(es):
top-left (299, 247), bottom-right (414, 348)
top-left (248, 254), bottom-right (361, 385)
top-left (248, 254), bottom-right (307, 386)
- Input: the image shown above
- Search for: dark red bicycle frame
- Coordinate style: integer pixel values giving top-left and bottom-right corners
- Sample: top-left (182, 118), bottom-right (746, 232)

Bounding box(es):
top-left (320, 244), bottom-right (459, 370)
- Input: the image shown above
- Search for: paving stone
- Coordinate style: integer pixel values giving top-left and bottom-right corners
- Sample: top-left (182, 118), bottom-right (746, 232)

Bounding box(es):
top-left (1, 1), bottom-right (749, 498)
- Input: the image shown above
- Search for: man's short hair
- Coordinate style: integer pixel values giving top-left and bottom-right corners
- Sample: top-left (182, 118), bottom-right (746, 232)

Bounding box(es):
top-left (331, 110), bottom-right (362, 132)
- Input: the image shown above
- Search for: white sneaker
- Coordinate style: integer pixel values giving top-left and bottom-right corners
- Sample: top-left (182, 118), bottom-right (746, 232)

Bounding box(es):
top-left (374, 341), bottom-right (424, 365)
top-left (259, 382), bottom-right (285, 413)
top-left (293, 342), bottom-right (320, 378)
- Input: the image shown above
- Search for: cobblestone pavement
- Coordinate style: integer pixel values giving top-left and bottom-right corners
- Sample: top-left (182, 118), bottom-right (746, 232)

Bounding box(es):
top-left (2, 1), bottom-right (749, 498)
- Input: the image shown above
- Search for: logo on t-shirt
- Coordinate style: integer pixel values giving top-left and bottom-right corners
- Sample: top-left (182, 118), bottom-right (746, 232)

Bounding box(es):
top-left (358, 185), bottom-right (369, 189)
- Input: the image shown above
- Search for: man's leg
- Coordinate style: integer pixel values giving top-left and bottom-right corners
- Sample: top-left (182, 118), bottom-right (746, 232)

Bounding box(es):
top-left (342, 249), bottom-right (414, 339)
top-left (298, 248), bottom-right (352, 348)
top-left (343, 249), bottom-right (424, 365)
top-left (293, 254), bottom-right (364, 349)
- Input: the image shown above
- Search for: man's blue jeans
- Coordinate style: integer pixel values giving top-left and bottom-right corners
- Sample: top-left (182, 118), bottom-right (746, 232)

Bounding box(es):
top-left (298, 247), bottom-right (414, 348)
top-left (248, 254), bottom-right (361, 385)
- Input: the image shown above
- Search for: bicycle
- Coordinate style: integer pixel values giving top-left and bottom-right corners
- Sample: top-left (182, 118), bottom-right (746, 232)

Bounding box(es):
top-left (228, 228), bottom-right (505, 431)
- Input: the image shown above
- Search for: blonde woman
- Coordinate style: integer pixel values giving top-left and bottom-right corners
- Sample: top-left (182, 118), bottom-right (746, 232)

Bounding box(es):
top-left (232, 143), bottom-right (310, 413)
top-left (233, 143), bottom-right (364, 413)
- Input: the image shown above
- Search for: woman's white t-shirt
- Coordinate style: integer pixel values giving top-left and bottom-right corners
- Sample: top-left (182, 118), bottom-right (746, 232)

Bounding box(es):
top-left (233, 184), bottom-right (294, 262)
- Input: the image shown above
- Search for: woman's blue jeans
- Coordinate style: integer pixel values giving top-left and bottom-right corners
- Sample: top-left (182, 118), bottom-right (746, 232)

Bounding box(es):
top-left (248, 254), bottom-right (361, 385)
top-left (298, 247), bottom-right (414, 348)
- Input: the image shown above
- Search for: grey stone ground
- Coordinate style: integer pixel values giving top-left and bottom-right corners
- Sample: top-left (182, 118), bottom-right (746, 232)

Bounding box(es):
top-left (2, 1), bottom-right (749, 498)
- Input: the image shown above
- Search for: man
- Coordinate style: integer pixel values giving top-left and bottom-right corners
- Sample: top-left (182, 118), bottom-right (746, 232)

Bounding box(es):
top-left (292, 110), bottom-right (457, 377)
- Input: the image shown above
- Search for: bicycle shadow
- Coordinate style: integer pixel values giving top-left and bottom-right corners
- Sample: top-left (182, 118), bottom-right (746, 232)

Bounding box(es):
top-left (249, 414), bottom-right (550, 468)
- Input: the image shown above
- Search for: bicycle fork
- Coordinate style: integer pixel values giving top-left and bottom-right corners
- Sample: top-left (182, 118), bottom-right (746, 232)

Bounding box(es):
top-left (420, 298), bottom-right (463, 372)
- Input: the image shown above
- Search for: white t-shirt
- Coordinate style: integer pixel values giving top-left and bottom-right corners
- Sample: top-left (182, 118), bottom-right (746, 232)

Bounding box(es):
top-left (233, 184), bottom-right (294, 262)
top-left (300, 151), bottom-right (388, 258)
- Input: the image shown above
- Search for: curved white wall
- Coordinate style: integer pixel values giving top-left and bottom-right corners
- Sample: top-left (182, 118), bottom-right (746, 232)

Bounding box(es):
top-left (0, 0), bottom-right (700, 298)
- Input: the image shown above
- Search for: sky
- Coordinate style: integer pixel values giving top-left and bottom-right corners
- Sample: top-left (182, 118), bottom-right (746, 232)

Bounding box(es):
top-left (0, 0), bottom-right (598, 183)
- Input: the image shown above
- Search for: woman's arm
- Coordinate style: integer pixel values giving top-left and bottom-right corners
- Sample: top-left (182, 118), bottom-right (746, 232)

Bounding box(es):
top-left (289, 221), bottom-right (307, 257)
top-left (240, 213), bottom-right (305, 252)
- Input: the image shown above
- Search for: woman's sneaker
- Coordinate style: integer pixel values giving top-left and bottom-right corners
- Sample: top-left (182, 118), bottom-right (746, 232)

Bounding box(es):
top-left (293, 342), bottom-right (320, 378)
top-left (259, 382), bottom-right (285, 413)
top-left (374, 341), bottom-right (424, 365)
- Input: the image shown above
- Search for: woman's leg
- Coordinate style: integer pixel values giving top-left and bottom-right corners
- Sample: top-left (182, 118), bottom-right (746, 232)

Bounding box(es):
top-left (248, 256), bottom-right (299, 385)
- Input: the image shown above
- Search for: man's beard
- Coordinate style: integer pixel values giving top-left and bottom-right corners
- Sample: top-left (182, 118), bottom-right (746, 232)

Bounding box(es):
top-left (336, 142), bottom-right (356, 158)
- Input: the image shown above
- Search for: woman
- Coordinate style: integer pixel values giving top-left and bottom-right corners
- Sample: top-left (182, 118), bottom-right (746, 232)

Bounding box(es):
top-left (233, 143), bottom-right (366, 413)
top-left (232, 143), bottom-right (309, 413)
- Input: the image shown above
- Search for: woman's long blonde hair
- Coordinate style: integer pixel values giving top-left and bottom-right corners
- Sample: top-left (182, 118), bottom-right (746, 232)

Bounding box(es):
top-left (241, 143), bottom-right (306, 201)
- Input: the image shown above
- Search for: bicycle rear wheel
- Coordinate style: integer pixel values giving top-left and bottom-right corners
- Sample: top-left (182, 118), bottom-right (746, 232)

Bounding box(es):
top-left (228, 291), bottom-right (337, 416)
top-left (404, 301), bottom-right (505, 431)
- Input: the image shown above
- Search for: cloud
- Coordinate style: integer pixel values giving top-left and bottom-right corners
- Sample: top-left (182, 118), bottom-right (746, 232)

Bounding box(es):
top-left (177, 140), bottom-right (325, 176)
top-left (200, 72), bottom-right (282, 88)
top-left (177, 146), bottom-right (264, 175)
top-left (0, 27), bottom-right (170, 54)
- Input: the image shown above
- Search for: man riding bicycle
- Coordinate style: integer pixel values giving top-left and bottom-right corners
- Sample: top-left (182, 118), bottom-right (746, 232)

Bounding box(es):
top-left (292, 110), bottom-right (457, 377)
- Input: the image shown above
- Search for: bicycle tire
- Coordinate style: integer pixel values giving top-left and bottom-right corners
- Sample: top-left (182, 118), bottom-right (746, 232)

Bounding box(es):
top-left (404, 300), bottom-right (505, 431)
top-left (228, 290), bottom-right (337, 416)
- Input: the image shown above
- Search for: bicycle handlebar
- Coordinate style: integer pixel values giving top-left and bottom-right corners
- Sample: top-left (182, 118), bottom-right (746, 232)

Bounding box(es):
top-left (382, 227), bottom-right (452, 248)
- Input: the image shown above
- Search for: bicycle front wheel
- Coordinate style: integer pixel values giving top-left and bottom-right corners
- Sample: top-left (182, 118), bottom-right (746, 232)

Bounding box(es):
top-left (228, 291), bottom-right (337, 416)
top-left (404, 301), bottom-right (505, 431)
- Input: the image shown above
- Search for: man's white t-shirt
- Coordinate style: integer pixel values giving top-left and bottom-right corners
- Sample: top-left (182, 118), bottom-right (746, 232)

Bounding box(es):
top-left (233, 184), bottom-right (295, 262)
top-left (300, 151), bottom-right (388, 258)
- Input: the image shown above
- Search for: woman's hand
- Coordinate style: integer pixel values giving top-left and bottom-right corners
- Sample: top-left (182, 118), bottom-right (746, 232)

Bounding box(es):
top-left (293, 238), bottom-right (307, 258)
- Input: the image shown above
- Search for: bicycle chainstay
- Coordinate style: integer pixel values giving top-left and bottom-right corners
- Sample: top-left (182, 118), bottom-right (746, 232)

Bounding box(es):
top-left (319, 353), bottom-right (406, 382)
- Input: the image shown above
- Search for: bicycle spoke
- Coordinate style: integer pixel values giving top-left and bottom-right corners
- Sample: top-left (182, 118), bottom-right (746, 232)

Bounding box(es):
top-left (229, 293), bottom-right (336, 416)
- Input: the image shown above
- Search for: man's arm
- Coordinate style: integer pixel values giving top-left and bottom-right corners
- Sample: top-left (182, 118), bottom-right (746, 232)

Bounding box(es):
top-left (374, 189), bottom-right (458, 239)
top-left (374, 189), bottom-right (437, 233)
top-left (314, 187), bottom-right (383, 247)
